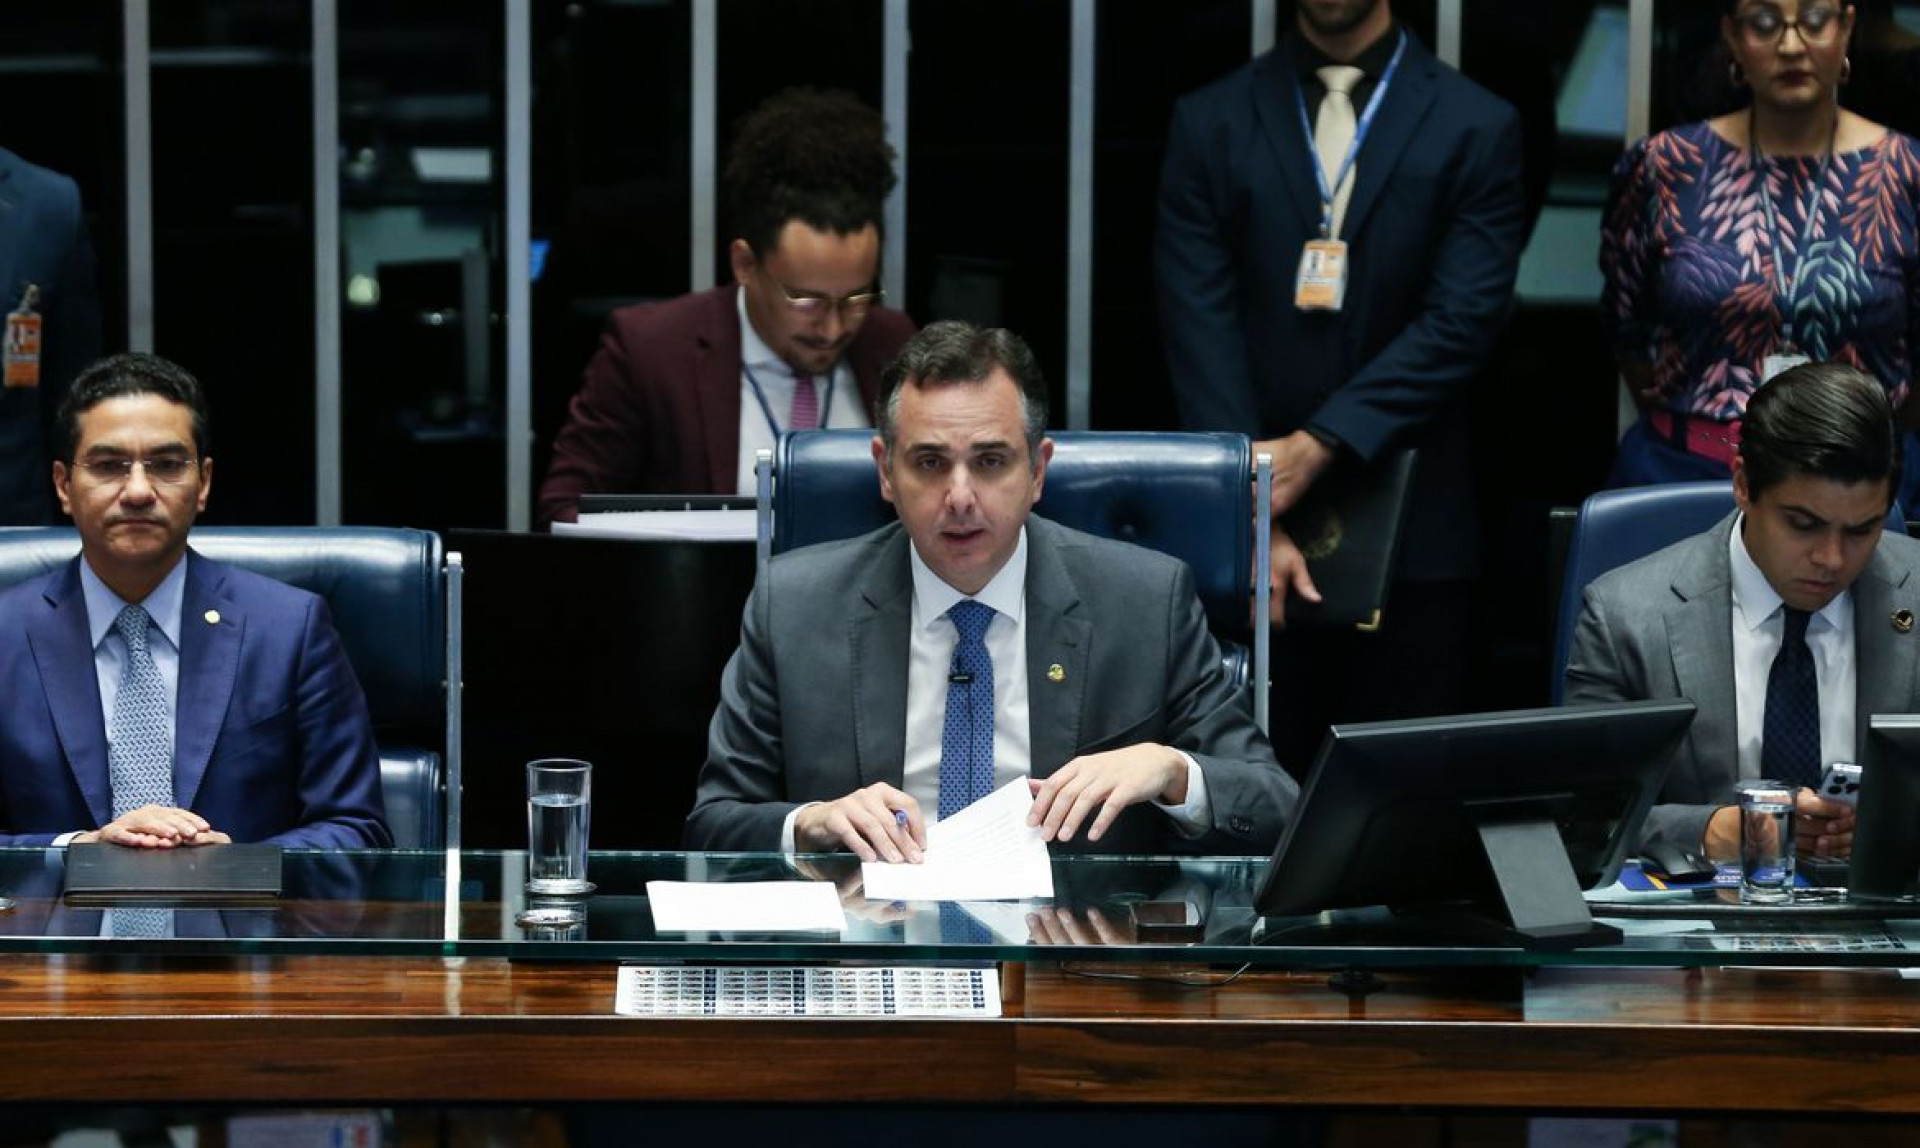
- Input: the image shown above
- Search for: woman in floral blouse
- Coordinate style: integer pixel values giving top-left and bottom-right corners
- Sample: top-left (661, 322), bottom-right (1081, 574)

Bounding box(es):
top-left (1601, 0), bottom-right (1920, 500)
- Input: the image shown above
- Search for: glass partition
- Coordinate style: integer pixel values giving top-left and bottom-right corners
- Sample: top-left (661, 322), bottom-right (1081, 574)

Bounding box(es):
top-left (906, 0), bottom-right (1071, 413)
top-left (339, 0), bottom-right (506, 533)
top-left (529, 0), bottom-right (693, 506)
top-left (5, 848), bottom-right (1920, 971)
top-left (1088, 0), bottom-right (1250, 433)
top-left (151, 0), bottom-right (316, 526)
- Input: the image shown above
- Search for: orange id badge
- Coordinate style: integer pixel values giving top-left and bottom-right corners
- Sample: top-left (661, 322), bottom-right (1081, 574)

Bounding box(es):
top-left (5, 284), bottom-right (41, 389)
top-left (1294, 239), bottom-right (1348, 312)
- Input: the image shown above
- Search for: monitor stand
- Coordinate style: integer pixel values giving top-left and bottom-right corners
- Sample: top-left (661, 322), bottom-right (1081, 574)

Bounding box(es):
top-left (1474, 815), bottom-right (1622, 950)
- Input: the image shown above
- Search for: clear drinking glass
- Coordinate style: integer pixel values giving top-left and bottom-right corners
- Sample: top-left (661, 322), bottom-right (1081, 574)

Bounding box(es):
top-left (1738, 780), bottom-right (1796, 904)
top-left (525, 759), bottom-right (593, 895)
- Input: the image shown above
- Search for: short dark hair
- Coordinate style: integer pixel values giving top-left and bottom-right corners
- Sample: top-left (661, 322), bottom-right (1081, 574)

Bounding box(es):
top-left (724, 87), bottom-right (896, 258)
top-left (56, 352), bottom-right (212, 462)
top-left (876, 321), bottom-right (1048, 465)
top-left (1739, 362), bottom-right (1900, 505)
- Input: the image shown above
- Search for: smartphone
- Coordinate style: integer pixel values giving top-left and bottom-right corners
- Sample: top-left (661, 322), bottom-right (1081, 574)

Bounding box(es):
top-left (1818, 762), bottom-right (1863, 806)
top-left (1129, 900), bottom-right (1204, 942)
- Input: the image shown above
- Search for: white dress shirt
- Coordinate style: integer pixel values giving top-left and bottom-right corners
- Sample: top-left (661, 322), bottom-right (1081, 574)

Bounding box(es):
top-left (733, 289), bottom-right (869, 495)
top-left (1728, 516), bottom-right (1857, 780)
top-left (780, 527), bottom-right (1211, 850)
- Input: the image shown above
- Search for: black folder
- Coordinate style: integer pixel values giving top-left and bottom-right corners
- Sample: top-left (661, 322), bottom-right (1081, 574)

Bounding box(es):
top-left (63, 843), bottom-right (283, 903)
top-left (1279, 448), bottom-right (1417, 631)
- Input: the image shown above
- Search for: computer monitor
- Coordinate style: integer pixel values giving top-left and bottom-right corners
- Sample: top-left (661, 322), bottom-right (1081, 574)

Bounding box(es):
top-left (1253, 700), bottom-right (1696, 948)
top-left (1848, 715), bottom-right (1920, 900)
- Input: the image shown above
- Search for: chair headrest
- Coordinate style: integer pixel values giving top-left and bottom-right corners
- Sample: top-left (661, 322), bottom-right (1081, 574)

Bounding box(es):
top-left (0, 526), bottom-right (445, 729)
top-left (774, 430), bottom-right (1254, 635)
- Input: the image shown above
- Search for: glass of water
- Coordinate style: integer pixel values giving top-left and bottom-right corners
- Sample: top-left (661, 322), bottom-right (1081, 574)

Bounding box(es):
top-left (526, 759), bottom-right (593, 895)
top-left (1737, 780), bottom-right (1796, 904)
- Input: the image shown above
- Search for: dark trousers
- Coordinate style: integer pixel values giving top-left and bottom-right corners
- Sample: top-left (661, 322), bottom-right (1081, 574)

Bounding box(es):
top-left (1267, 578), bottom-right (1475, 781)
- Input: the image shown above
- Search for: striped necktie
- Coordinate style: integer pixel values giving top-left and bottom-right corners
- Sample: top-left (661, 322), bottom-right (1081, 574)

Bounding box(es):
top-left (789, 373), bottom-right (819, 431)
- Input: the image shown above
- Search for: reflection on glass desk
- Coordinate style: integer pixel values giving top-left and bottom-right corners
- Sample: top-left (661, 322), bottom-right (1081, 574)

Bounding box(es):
top-left (3, 848), bottom-right (1920, 968)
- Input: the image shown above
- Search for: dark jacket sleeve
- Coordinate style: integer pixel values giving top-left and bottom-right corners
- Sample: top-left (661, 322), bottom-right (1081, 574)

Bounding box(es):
top-left (1155, 94), bottom-right (1266, 435)
top-left (269, 595), bottom-right (392, 849)
top-left (685, 577), bottom-right (797, 852)
top-left (1304, 103), bottom-right (1527, 462)
top-left (537, 316), bottom-right (654, 528)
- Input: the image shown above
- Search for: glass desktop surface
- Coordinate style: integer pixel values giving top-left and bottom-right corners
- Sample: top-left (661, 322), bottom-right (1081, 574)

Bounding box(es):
top-left (3, 847), bottom-right (1919, 968)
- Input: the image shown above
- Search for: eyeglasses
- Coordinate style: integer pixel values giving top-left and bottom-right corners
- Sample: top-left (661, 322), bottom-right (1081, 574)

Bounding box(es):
top-left (74, 456), bottom-right (199, 485)
top-left (766, 273), bottom-right (884, 323)
top-left (1733, 5), bottom-right (1844, 47)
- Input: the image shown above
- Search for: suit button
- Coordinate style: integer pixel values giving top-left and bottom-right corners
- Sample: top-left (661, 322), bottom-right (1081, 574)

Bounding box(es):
top-left (1229, 816), bottom-right (1252, 834)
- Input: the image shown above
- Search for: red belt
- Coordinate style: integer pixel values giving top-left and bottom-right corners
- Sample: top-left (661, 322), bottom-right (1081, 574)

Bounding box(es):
top-left (1648, 409), bottom-right (1741, 468)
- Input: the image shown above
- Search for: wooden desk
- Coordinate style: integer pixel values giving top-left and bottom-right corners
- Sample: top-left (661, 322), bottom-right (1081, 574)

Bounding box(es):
top-left (3, 954), bottom-right (1917, 1114)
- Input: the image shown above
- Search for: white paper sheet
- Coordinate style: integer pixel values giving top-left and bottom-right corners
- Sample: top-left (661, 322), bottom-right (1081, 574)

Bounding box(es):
top-left (646, 880), bottom-right (847, 933)
top-left (554, 509), bottom-right (756, 541)
top-left (861, 779), bottom-right (1055, 902)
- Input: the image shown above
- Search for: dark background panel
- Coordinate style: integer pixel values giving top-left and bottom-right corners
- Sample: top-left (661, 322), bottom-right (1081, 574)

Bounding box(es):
top-left (906, 0), bottom-right (1071, 419)
top-left (453, 531), bottom-right (758, 851)
top-left (152, 0), bottom-right (316, 526)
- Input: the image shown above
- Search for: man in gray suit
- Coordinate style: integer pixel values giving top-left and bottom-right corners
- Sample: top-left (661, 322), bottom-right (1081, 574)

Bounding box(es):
top-left (1566, 362), bottom-right (1920, 864)
top-left (687, 321), bottom-right (1295, 860)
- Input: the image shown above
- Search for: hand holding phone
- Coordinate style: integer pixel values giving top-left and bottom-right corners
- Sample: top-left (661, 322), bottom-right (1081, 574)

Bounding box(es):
top-left (1817, 762), bottom-right (1863, 806)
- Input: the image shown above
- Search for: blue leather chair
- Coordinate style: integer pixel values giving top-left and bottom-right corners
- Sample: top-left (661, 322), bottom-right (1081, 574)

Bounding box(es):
top-left (0, 527), bottom-right (455, 848)
top-left (756, 429), bottom-right (1271, 730)
top-left (1550, 482), bottom-right (1904, 703)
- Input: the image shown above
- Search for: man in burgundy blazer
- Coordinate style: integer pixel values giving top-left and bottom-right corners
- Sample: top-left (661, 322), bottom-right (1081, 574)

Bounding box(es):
top-left (537, 284), bottom-right (913, 526)
top-left (538, 89), bottom-right (917, 527)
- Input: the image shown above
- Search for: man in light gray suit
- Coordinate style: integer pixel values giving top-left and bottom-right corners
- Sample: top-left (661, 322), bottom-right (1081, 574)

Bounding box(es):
top-left (687, 321), bottom-right (1295, 860)
top-left (1566, 362), bottom-right (1920, 864)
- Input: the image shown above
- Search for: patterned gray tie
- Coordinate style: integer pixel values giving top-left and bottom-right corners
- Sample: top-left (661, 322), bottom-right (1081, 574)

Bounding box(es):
top-left (109, 604), bottom-right (174, 818)
top-left (107, 906), bottom-right (175, 939)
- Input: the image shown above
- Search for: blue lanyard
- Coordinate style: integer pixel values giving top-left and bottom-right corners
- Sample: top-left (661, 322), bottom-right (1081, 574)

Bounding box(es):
top-left (1750, 103), bottom-right (1837, 352)
top-left (742, 362), bottom-right (834, 441)
top-left (1291, 30), bottom-right (1409, 239)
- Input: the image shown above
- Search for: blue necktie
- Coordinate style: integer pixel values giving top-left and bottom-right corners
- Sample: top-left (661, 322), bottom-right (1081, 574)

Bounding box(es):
top-left (938, 901), bottom-right (992, 945)
top-left (938, 600), bottom-right (996, 820)
top-left (1762, 606), bottom-right (1822, 790)
top-left (109, 604), bottom-right (174, 817)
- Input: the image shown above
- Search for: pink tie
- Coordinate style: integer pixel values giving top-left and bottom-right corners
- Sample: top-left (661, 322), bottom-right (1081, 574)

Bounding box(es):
top-left (789, 373), bottom-right (819, 431)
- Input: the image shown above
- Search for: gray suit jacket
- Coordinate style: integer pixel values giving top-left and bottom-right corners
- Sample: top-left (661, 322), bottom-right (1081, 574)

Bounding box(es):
top-left (1564, 512), bottom-right (1920, 854)
top-left (686, 515), bottom-right (1297, 855)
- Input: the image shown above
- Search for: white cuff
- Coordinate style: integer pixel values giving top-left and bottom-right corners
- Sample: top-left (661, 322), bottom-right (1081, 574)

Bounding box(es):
top-left (780, 803), bottom-right (822, 854)
top-left (1151, 754), bottom-right (1212, 839)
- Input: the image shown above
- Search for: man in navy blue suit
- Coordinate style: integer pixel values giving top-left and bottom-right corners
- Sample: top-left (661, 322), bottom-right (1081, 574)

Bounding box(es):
top-left (0, 353), bottom-right (389, 849)
top-left (0, 147), bottom-right (103, 526)
top-left (1155, 0), bottom-right (1525, 772)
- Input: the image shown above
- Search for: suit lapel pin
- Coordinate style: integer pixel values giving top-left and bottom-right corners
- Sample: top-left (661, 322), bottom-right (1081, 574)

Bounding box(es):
top-left (1047, 663), bottom-right (1065, 683)
top-left (1895, 609), bottom-right (1914, 634)
top-left (204, 609), bottom-right (221, 625)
